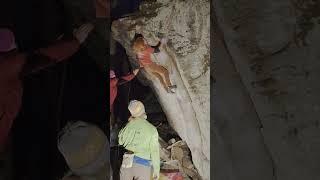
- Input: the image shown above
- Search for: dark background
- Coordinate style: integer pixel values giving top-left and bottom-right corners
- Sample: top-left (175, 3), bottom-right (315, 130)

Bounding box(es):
top-left (1, 0), bottom-right (107, 179)
top-left (0, 0), bottom-right (143, 179)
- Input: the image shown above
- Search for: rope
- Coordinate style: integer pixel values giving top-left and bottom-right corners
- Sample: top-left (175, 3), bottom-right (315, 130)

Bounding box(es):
top-left (56, 62), bottom-right (68, 133)
top-left (127, 80), bottom-right (132, 107)
top-left (115, 71), bottom-right (133, 165)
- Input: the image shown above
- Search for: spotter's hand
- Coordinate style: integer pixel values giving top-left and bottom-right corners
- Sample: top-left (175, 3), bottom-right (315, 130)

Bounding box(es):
top-left (133, 68), bottom-right (140, 75)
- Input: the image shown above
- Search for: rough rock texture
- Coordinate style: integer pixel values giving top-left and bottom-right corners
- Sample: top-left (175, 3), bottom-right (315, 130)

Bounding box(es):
top-left (213, 0), bottom-right (320, 179)
top-left (212, 19), bottom-right (275, 180)
top-left (111, 0), bottom-right (210, 179)
top-left (159, 139), bottom-right (201, 180)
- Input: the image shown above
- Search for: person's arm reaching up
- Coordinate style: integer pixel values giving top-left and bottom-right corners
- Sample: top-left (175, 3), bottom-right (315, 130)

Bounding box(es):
top-left (117, 69), bottom-right (140, 85)
top-left (35, 38), bottom-right (80, 63)
top-left (20, 23), bottom-right (94, 76)
top-left (121, 73), bottom-right (135, 81)
top-left (121, 69), bottom-right (140, 81)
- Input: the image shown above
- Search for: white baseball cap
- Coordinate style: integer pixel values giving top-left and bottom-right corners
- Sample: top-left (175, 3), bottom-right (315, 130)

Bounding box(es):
top-left (128, 100), bottom-right (146, 118)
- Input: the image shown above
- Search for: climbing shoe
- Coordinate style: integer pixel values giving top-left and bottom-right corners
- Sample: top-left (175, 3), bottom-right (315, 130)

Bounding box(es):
top-left (169, 85), bottom-right (177, 89)
top-left (168, 85), bottom-right (177, 93)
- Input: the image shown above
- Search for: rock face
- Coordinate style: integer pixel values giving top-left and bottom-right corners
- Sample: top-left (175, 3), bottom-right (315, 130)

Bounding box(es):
top-left (111, 0), bottom-right (210, 179)
top-left (213, 0), bottom-right (320, 179)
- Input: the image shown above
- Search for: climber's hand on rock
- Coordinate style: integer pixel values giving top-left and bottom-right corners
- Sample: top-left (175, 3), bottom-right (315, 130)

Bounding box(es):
top-left (73, 23), bottom-right (94, 44)
top-left (133, 68), bottom-right (140, 75)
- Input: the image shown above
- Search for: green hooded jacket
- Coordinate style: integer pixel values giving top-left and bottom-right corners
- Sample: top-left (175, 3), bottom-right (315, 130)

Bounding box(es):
top-left (118, 116), bottom-right (160, 178)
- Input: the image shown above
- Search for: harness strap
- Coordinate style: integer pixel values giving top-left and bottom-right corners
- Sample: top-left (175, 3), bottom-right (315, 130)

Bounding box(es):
top-left (133, 156), bottom-right (151, 167)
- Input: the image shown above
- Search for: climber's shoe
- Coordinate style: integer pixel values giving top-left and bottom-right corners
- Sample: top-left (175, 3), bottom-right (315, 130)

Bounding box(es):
top-left (168, 85), bottom-right (177, 93)
top-left (166, 87), bottom-right (171, 93)
top-left (169, 85), bottom-right (177, 89)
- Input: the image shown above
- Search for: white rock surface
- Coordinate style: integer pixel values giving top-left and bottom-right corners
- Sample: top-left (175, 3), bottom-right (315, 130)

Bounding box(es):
top-left (213, 0), bottom-right (320, 179)
top-left (112, 0), bottom-right (210, 179)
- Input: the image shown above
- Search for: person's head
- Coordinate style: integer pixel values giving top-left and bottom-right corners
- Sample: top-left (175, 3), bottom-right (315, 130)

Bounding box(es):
top-left (110, 70), bottom-right (116, 79)
top-left (132, 37), bottom-right (147, 53)
top-left (0, 28), bottom-right (17, 53)
top-left (128, 100), bottom-right (146, 119)
top-left (57, 121), bottom-right (109, 179)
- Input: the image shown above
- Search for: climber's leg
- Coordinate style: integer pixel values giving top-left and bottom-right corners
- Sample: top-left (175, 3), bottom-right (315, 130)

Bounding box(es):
top-left (148, 63), bottom-right (177, 92)
top-left (145, 66), bottom-right (169, 92)
top-left (152, 72), bottom-right (169, 92)
top-left (149, 64), bottom-right (171, 86)
top-left (158, 65), bottom-right (173, 87)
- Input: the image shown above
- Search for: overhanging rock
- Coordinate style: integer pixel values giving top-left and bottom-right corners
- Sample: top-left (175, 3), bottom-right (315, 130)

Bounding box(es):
top-left (111, 0), bottom-right (210, 179)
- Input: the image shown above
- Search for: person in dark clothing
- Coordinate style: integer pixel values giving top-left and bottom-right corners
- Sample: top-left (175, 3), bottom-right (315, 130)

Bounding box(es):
top-left (0, 23), bottom-right (94, 152)
top-left (95, 0), bottom-right (110, 18)
top-left (111, 0), bottom-right (141, 20)
top-left (110, 69), bottom-right (140, 113)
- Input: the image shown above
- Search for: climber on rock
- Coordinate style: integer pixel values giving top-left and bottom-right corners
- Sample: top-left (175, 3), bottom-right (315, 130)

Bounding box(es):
top-left (132, 34), bottom-right (177, 93)
top-left (110, 68), bottom-right (140, 113)
top-left (118, 100), bottom-right (160, 180)
top-left (0, 23), bottom-right (94, 152)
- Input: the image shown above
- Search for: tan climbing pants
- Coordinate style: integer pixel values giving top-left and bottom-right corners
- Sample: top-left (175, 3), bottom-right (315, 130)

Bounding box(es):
top-left (120, 162), bottom-right (152, 180)
top-left (144, 63), bottom-right (173, 91)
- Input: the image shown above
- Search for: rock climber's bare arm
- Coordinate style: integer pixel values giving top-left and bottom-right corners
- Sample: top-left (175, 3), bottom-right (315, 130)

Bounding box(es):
top-left (20, 23), bottom-right (93, 76)
top-left (20, 38), bottom-right (80, 76)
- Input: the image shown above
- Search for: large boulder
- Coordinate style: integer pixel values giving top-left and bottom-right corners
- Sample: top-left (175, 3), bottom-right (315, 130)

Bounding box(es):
top-left (213, 0), bottom-right (320, 179)
top-left (111, 0), bottom-right (210, 179)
